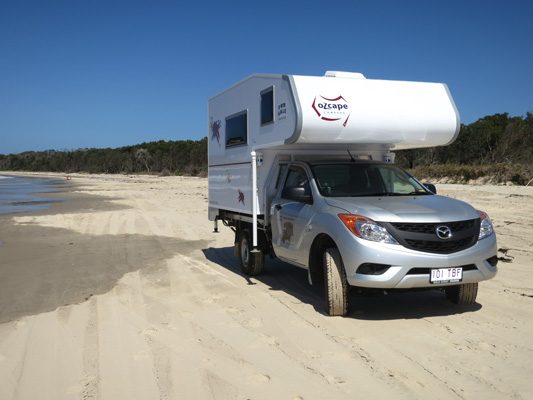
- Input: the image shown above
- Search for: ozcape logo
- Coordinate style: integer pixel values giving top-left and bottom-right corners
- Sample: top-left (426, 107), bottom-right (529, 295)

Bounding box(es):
top-left (311, 95), bottom-right (350, 127)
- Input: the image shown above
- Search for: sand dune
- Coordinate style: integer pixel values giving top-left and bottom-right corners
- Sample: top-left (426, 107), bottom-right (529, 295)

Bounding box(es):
top-left (1, 173), bottom-right (532, 399)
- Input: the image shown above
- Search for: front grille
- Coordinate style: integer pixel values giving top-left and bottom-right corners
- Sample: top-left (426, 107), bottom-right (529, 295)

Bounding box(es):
top-left (405, 237), bottom-right (475, 253)
top-left (392, 220), bottom-right (476, 234)
top-left (382, 219), bottom-right (480, 254)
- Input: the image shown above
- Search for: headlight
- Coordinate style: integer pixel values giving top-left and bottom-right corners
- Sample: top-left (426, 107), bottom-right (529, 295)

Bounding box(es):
top-left (478, 210), bottom-right (494, 240)
top-left (338, 214), bottom-right (398, 244)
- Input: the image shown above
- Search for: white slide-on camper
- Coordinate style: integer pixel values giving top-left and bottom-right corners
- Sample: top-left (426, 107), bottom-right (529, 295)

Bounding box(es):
top-left (208, 72), bottom-right (497, 316)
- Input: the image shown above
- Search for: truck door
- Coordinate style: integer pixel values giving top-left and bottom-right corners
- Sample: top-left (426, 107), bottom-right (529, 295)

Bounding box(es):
top-left (270, 165), bottom-right (315, 266)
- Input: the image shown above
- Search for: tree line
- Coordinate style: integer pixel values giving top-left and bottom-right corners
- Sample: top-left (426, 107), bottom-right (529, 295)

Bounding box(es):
top-left (0, 138), bottom-right (208, 176)
top-left (1, 113), bottom-right (532, 182)
top-left (395, 113), bottom-right (533, 168)
top-left (395, 113), bottom-right (533, 184)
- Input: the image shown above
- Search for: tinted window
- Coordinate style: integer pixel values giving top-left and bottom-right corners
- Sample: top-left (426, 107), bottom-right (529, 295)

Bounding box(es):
top-left (261, 88), bottom-right (274, 125)
top-left (226, 111), bottom-right (247, 147)
top-left (311, 163), bottom-right (429, 197)
top-left (275, 164), bottom-right (288, 189)
top-left (282, 167), bottom-right (311, 197)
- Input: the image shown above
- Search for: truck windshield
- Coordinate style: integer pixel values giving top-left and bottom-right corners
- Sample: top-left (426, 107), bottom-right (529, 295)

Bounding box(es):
top-left (311, 163), bottom-right (431, 197)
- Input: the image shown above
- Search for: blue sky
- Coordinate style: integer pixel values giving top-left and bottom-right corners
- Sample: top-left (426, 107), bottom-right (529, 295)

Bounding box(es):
top-left (1, 0), bottom-right (532, 154)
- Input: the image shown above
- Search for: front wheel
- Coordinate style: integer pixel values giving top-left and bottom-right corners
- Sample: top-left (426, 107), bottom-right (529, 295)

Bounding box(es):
top-left (445, 282), bottom-right (478, 305)
top-left (237, 229), bottom-right (264, 276)
top-left (323, 248), bottom-right (349, 316)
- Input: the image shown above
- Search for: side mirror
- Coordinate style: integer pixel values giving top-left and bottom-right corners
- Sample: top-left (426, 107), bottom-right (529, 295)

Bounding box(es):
top-left (424, 183), bottom-right (437, 194)
top-left (282, 186), bottom-right (313, 204)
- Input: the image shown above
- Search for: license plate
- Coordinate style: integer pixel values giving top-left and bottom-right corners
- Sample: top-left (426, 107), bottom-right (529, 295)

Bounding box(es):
top-left (430, 267), bottom-right (463, 284)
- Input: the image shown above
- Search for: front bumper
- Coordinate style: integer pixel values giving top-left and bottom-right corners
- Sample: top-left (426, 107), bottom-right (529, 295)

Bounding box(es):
top-left (338, 232), bottom-right (498, 289)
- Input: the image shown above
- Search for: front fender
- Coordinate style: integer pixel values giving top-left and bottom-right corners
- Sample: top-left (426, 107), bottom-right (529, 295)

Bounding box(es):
top-left (300, 210), bottom-right (352, 268)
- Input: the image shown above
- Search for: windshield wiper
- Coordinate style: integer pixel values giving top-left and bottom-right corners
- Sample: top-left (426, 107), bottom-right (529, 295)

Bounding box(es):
top-left (357, 192), bottom-right (402, 197)
top-left (357, 191), bottom-right (431, 197)
top-left (405, 191), bottom-right (432, 195)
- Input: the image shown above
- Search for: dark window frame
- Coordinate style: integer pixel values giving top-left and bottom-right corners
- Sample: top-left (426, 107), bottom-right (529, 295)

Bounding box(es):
top-left (260, 86), bottom-right (274, 126)
top-left (275, 164), bottom-right (288, 189)
top-left (225, 110), bottom-right (248, 148)
top-left (281, 166), bottom-right (313, 204)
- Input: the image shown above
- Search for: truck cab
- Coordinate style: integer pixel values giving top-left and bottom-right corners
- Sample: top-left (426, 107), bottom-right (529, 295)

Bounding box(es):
top-left (261, 160), bottom-right (497, 315)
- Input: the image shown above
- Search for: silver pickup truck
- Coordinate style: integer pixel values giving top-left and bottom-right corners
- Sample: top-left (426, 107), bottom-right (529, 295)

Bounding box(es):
top-left (234, 160), bottom-right (497, 316)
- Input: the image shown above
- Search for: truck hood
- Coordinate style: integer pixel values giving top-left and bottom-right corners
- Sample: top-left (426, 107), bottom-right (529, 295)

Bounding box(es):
top-left (324, 195), bottom-right (479, 223)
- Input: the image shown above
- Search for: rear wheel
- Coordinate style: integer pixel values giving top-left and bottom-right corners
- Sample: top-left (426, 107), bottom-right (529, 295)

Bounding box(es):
top-left (445, 282), bottom-right (478, 305)
top-left (237, 229), bottom-right (264, 276)
top-left (323, 248), bottom-right (349, 316)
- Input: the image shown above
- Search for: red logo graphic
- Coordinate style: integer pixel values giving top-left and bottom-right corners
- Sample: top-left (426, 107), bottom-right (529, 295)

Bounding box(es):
top-left (312, 95), bottom-right (350, 127)
top-left (237, 189), bottom-right (245, 205)
top-left (210, 119), bottom-right (222, 145)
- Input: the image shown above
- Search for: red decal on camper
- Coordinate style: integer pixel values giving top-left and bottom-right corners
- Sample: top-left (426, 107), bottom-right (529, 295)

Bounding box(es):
top-left (238, 189), bottom-right (245, 205)
top-left (210, 119), bottom-right (222, 145)
top-left (343, 114), bottom-right (350, 127)
top-left (320, 95), bottom-right (346, 102)
top-left (312, 97), bottom-right (322, 117)
top-left (311, 95), bottom-right (350, 125)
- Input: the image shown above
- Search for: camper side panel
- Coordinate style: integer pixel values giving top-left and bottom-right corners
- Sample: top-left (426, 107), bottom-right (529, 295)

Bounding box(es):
top-left (207, 151), bottom-right (281, 221)
top-left (208, 76), bottom-right (297, 165)
top-left (208, 162), bottom-right (252, 218)
top-left (208, 76), bottom-right (297, 219)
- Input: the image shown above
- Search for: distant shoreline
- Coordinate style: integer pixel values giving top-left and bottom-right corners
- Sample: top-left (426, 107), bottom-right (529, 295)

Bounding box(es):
top-left (2, 164), bottom-right (531, 186)
top-left (0, 174), bottom-right (68, 216)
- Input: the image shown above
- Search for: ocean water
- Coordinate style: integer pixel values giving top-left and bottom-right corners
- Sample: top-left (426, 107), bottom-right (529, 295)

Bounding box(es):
top-left (0, 175), bottom-right (65, 215)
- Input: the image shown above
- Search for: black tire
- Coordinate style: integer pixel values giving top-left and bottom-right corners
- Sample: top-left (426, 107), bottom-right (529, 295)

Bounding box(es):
top-left (323, 248), bottom-right (349, 316)
top-left (237, 229), bottom-right (264, 276)
top-left (445, 282), bottom-right (478, 305)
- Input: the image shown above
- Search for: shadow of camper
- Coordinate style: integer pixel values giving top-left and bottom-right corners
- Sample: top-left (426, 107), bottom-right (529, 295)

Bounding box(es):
top-left (201, 247), bottom-right (482, 320)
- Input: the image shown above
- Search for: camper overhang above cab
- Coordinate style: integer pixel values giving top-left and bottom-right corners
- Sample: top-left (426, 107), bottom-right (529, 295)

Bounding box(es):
top-left (290, 72), bottom-right (460, 149)
top-left (208, 71), bottom-right (460, 163)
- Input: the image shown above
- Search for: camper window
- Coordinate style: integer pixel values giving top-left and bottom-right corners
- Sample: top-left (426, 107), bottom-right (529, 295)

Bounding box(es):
top-left (260, 87), bottom-right (274, 125)
top-left (226, 111), bottom-right (247, 147)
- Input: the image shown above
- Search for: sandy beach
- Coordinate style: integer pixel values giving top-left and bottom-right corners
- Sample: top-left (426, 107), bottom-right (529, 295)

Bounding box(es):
top-left (0, 173), bottom-right (532, 400)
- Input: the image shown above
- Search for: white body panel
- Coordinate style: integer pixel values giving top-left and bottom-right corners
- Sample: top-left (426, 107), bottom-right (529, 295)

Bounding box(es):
top-left (292, 75), bottom-right (460, 149)
top-left (208, 75), bottom-right (298, 166)
top-left (208, 72), bottom-right (460, 220)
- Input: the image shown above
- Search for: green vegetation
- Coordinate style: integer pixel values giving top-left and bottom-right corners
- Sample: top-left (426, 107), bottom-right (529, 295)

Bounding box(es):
top-left (396, 113), bottom-right (533, 185)
top-left (0, 138), bottom-right (207, 176)
top-left (408, 163), bottom-right (533, 185)
top-left (0, 113), bottom-right (531, 183)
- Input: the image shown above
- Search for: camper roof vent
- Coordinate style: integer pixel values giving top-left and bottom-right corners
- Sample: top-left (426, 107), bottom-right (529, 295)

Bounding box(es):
top-left (325, 71), bottom-right (366, 79)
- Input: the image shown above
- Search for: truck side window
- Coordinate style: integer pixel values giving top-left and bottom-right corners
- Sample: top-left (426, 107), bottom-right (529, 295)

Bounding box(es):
top-left (275, 164), bottom-right (288, 189)
top-left (282, 167), bottom-right (312, 202)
